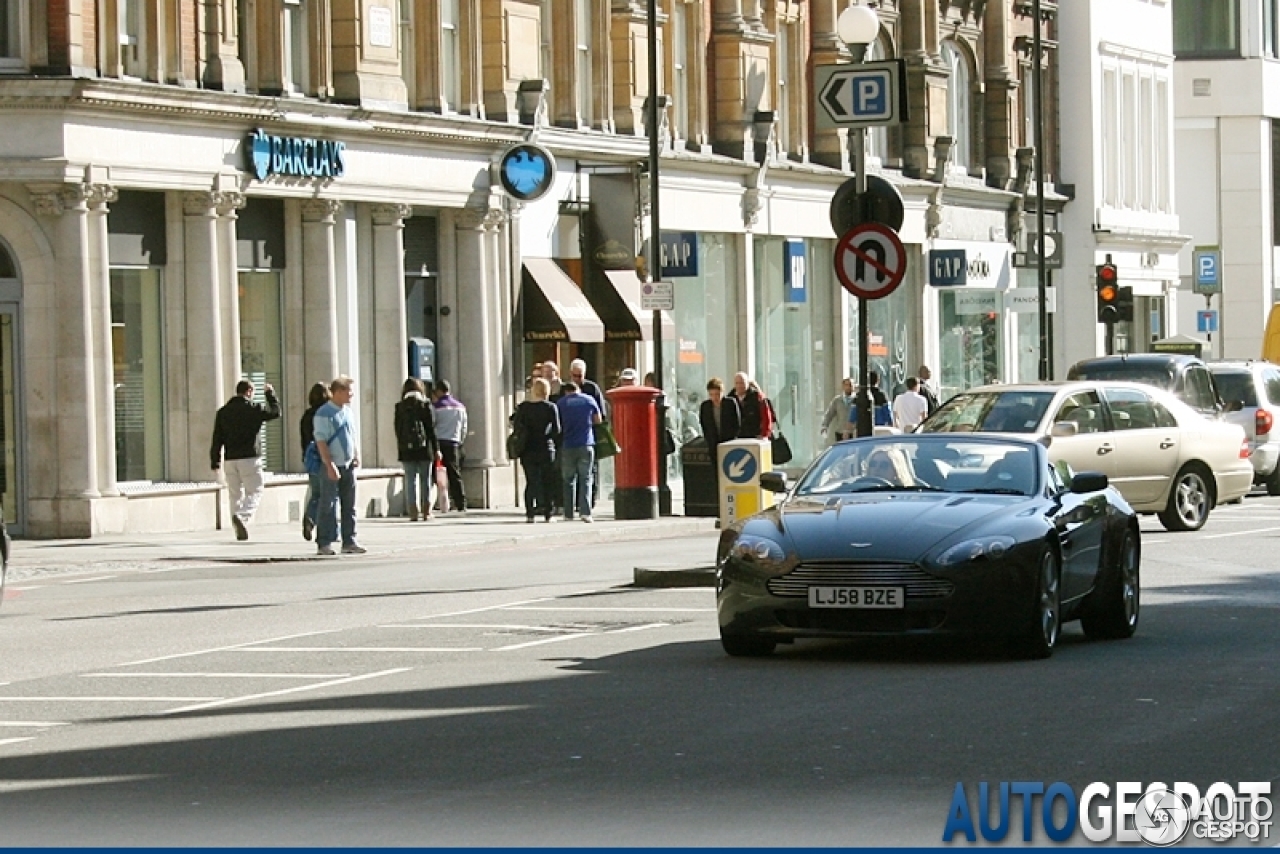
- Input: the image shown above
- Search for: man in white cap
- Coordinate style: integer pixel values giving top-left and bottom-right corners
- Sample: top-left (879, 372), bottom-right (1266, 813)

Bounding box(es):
top-left (618, 367), bottom-right (639, 387)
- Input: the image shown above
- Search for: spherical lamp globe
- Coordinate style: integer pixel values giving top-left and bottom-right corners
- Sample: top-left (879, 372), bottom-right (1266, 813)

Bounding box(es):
top-left (836, 4), bottom-right (880, 46)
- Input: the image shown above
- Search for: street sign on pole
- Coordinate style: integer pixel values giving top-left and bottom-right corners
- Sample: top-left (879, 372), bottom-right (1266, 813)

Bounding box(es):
top-left (640, 280), bottom-right (674, 311)
top-left (1193, 246), bottom-right (1222, 295)
top-left (834, 223), bottom-right (907, 300)
top-left (1012, 232), bottom-right (1063, 269)
top-left (1197, 310), bottom-right (1219, 334)
top-left (813, 61), bottom-right (907, 131)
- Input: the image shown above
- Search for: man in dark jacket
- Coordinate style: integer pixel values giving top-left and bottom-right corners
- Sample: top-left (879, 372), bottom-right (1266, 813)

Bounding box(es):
top-left (211, 379), bottom-right (281, 540)
top-left (700, 377), bottom-right (741, 490)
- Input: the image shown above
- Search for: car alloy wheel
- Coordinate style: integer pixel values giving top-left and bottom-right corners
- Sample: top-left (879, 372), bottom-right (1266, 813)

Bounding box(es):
top-left (1014, 549), bottom-right (1060, 660)
top-left (1082, 529), bottom-right (1140, 640)
top-left (1158, 466), bottom-right (1211, 532)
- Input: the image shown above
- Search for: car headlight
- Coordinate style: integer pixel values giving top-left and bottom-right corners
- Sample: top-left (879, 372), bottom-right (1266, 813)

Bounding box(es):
top-left (933, 535), bottom-right (1016, 567)
top-left (730, 534), bottom-right (788, 566)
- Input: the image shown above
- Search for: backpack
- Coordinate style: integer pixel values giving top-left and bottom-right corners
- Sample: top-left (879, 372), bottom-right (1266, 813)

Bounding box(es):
top-left (397, 402), bottom-right (430, 451)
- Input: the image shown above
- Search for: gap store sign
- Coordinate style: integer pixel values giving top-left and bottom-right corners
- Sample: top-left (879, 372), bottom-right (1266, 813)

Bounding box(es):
top-left (247, 129), bottom-right (347, 181)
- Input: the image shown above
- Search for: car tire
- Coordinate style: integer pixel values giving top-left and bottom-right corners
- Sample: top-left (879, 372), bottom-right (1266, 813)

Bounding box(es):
top-left (1012, 548), bottom-right (1060, 660)
top-left (1157, 465), bottom-right (1213, 532)
top-left (1081, 528), bottom-right (1140, 641)
top-left (1267, 462), bottom-right (1280, 497)
top-left (720, 630), bottom-right (776, 658)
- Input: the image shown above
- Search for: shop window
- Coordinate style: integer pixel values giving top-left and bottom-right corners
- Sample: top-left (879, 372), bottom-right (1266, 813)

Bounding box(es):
top-left (0, 0), bottom-right (25, 70)
top-left (283, 0), bottom-right (310, 95)
top-left (111, 269), bottom-right (166, 482)
top-left (238, 272), bottom-right (285, 473)
top-left (939, 289), bottom-right (1002, 400)
top-left (942, 41), bottom-right (972, 173)
top-left (1173, 0), bottom-right (1238, 58)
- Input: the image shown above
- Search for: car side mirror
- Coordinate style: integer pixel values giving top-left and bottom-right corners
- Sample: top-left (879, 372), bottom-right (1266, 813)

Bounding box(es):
top-left (1226, 399), bottom-right (1244, 413)
top-left (1070, 471), bottom-right (1109, 494)
top-left (1051, 421), bottom-right (1078, 438)
top-left (760, 471), bottom-right (789, 493)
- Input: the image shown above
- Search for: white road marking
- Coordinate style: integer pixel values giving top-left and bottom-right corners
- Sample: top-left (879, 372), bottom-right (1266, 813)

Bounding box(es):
top-left (504, 606), bottom-right (714, 613)
top-left (606, 622), bottom-right (670, 634)
top-left (117, 629), bottom-right (343, 666)
top-left (0, 721), bottom-right (67, 728)
top-left (161, 667), bottom-right (411, 715)
top-left (493, 633), bottom-right (595, 651)
top-left (9, 586), bottom-right (45, 591)
top-left (418, 596), bottom-right (557, 621)
top-left (60, 576), bottom-right (117, 584)
top-left (0, 737), bottom-right (35, 747)
top-left (0, 697), bottom-right (221, 702)
top-left (377, 624), bottom-right (582, 633)
top-left (232, 647), bottom-right (482, 653)
top-left (83, 672), bottom-right (352, 680)
top-left (1202, 526), bottom-right (1280, 541)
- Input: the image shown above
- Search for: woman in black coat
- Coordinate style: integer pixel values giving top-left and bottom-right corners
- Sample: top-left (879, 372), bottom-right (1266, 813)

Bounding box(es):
top-left (729, 372), bottom-right (770, 439)
top-left (513, 378), bottom-right (562, 523)
top-left (394, 377), bottom-right (440, 521)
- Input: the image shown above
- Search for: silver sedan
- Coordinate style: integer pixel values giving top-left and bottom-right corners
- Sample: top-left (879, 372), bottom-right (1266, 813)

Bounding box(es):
top-left (917, 381), bottom-right (1254, 531)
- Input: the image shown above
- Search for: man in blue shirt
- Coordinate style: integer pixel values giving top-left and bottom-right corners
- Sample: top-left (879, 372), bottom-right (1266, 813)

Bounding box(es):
top-left (555, 381), bottom-right (602, 522)
top-left (313, 376), bottom-right (364, 556)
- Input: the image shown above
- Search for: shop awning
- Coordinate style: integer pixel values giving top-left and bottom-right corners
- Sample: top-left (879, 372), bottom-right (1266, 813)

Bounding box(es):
top-left (599, 270), bottom-right (676, 341)
top-left (522, 258), bottom-right (606, 343)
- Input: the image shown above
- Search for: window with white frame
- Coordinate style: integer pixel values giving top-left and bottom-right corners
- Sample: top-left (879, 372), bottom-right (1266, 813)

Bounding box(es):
top-left (400, 0), bottom-right (415, 102)
top-left (441, 0), bottom-right (460, 110)
top-left (575, 0), bottom-right (592, 125)
top-left (672, 0), bottom-right (689, 144)
top-left (1122, 71), bottom-right (1137, 207)
top-left (1099, 59), bottom-right (1171, 215)
top-left (0, 0), bottom-right (25, 68)
top-left (1155, 77), bottom-right (1170, 212)
top-left (283, 0), bottom-right (309, 95)
top-left (776, 21), bottom-right (790, 153)
top-left (1267, 0), bottom-right (1278, 58)
top-left (942, 41), bottom-right (972, 173)
top-left (1101, 67), bottom-right (1119, 208)
top-left (541, 0), bottom-right (553, 82)
top-left (120, 0), bottom-right (148, 78)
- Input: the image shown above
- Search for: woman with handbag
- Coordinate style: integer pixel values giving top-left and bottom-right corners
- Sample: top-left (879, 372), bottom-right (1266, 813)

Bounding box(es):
top-left (729, 372), bottom-right (771, 440)
top-left (513, 378), bottom-right (561, 523)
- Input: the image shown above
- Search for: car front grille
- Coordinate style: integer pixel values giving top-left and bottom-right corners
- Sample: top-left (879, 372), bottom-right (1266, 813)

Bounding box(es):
top-left (766, 561), bottom-right (954, 600)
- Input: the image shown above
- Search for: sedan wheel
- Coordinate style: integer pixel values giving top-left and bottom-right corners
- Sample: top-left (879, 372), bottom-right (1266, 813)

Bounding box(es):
top-left (1013, 549), bottom-right (1060, 660)
top-left (1157, 466), bottom-right (1211, 532)
top-left (720, 630), bottom-right (776, 658)
top-left (1081, 529), bottom-right (1140, 640)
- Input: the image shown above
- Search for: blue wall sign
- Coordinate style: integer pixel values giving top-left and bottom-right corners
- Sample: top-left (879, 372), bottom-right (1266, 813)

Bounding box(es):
top-left (722, 448), bottom-right (758, 484)
top-left (929, 249), bottom-right (968, 286)
top-left (499, 143), bottom-right (556, 202)
top-left (783, 239), bottom-right (807, 304)
top-left (248, 129), bottom-right (346, 181)
top-left (660, 231), bottom-right (699, 278)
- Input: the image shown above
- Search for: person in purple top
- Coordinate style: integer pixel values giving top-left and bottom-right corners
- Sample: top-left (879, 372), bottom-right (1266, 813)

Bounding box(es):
top-left (555, 381), bottom-right (603, 523)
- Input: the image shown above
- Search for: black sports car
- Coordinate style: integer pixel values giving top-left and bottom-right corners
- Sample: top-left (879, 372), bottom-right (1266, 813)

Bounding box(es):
top-left (716, 435), bottom-right (1140, 659)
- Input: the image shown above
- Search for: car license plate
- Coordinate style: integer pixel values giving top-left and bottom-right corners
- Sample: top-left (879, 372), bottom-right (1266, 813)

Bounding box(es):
top-left (808, 586), bottom-right (904, 609)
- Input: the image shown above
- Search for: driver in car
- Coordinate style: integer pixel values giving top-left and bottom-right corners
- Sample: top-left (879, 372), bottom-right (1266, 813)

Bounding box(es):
top-left (864, 448), bottom-right (915, 487)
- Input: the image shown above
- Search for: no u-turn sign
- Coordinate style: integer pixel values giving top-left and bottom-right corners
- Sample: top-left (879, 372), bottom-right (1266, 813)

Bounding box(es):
top-left (834, 222), bottom-right (907, 300)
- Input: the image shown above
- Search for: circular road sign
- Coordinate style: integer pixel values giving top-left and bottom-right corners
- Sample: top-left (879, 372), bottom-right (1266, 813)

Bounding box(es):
top-left (829, 175), bottom-right (906, 235)
top-left (835, 223), bottom-right (907, 300)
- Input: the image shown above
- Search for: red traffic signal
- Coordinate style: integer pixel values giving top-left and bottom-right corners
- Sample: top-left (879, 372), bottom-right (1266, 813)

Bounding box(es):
top-left (1096, 263), bottom-right (1120, 323)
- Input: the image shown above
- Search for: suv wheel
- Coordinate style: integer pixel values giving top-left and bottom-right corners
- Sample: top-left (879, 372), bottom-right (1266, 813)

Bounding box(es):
top-left (1267, 463), bottom-right (1280, 497)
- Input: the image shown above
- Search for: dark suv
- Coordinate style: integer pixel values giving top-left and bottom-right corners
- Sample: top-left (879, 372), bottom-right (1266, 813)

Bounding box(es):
top-left (1066, 354), bottom-right (1223, 418)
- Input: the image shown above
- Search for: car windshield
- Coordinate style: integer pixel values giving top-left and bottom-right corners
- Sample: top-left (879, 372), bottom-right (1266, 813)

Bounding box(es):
top-left (1211, 371), bottom-right (1258, 407)
top-left (918, 391), bottom-right (1054, 433)
top-left (795, 437), bottom-right (1041, 497)
top-left (1069, 363), bottom-right (1175, 388)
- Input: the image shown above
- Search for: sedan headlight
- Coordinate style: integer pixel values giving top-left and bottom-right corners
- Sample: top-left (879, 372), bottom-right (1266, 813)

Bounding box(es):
top-left (730, 534), bottom-right (788, 566)
top-left (933, 535), bottom-right (1016, 567)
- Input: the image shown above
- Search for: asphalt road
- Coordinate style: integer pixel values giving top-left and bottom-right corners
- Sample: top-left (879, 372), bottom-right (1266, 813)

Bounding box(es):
top-left (0, 496), bottom-right (1278, 845)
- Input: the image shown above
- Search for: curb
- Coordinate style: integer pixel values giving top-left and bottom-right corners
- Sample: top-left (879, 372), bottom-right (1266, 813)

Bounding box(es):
top-left (632, 564), bottom-right (717, 588)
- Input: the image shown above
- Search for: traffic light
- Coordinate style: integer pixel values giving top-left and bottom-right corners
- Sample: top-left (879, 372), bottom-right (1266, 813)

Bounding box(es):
top-left (1096, 263), bottom-right (1120, 323)
top-left (1115, 285), bottom-right (1135, 323)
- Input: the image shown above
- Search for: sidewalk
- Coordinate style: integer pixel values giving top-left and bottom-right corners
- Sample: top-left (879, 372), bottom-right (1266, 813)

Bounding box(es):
top-left (6, 505), bottom-right (718, 582)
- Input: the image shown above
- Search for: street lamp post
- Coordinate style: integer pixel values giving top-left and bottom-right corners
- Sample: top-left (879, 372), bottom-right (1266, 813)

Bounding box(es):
top-left (1032, 0), bottom-right (1050, 380)
top-left (837, 3), bottom-right (880, 438)
top-left (646, 0), bottom-right (671, 514)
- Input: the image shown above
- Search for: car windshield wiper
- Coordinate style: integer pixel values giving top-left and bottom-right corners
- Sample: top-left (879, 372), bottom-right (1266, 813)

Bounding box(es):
top-left (844, 484), bottom-right (949, 494)
top-left (959, 487), bottom-right (1029, 496)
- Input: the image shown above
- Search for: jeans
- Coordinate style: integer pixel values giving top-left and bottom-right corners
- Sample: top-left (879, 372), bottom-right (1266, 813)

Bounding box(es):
top-left (402, 460), bottom-right (432, 512)
top-left (317, 462), bottom-right (357, 548)
top-left (561, 445), bottom-right (595, 519)
top-left (305, 472), bottom-right (324, 524)
top-left (521, 455), bottom-right (554, 520)
top-left (439, 441), bottom-right (466, 510)
top-left (223, 457), bottom-right (264, 523)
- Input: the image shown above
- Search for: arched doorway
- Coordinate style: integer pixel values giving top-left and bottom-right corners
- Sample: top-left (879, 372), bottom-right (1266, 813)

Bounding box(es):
top-left (0, 237), bottom-right (21, 532)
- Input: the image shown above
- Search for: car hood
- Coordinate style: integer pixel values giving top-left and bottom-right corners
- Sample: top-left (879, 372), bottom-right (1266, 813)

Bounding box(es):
top-left (769, 492), bottom-right (1027, 563)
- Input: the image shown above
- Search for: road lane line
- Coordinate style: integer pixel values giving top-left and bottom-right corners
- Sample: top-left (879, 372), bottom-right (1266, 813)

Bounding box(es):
top-left (232, 647), bottom-right (482, 653)
top-left (0, 697), bottom-right (221, 702)
top-left (493, 633), bottom-right (595, 651)
top-left (117, 629), bottom-right (343, 666)
top-left (0, 722), bottom-right (67, 727)
top-left (418, 596), bottom-right (557, 621)
top-left (160, 667), bottom-right (411, 715)
top-left (504, 606), bottom-right (714, 613)
top-left (606, 623), bottom-right (671, 634)
top-left (0, 738), bottom-right (35, 747)
top-left (60, 576), bottom-right (118, 584)
top-left (377, 624), bottom-right (581, 632)
top-left (1202, 526), bottom-right (1280, 540)
top-left (83, 672), bottom-right (352, 680)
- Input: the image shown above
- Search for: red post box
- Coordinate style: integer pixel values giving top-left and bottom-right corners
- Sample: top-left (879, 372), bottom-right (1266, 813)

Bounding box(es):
top-left (605, 385), bottom-right (662, 519)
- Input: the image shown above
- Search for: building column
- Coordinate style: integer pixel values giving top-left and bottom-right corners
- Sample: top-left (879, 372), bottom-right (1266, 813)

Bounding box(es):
top-left (87, 183), bottom-right (119, 497)
top-left (302, 199), bottom-right (343, 384)
top-left (371, 203), bottom-right (412, 467)
top-left (27, 184), bottom-right (101, 515)
top-left (217, 192), bottom-right (246, 392)
top-left (1220, 116), bottom-right (1274, 359)
top-left (183, 191), bottom-right (225, 481)
top-left (200, 0), bottom-right (246, 92)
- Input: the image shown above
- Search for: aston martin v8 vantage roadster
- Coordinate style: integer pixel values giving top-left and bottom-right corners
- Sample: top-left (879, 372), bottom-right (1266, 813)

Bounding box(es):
top-left (715, 435), bottom-right (1140, 659)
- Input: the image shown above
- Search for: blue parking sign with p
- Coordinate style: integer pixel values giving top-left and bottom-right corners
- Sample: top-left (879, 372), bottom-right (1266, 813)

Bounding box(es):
top-left (1194, 247), bottom-right (1221, 294)
top-left (856, 77), bottom-right (887, 117)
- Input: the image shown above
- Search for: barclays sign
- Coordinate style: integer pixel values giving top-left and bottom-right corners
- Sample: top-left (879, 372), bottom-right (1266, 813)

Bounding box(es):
top-left (247, 129), bottom-right (347, 181)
